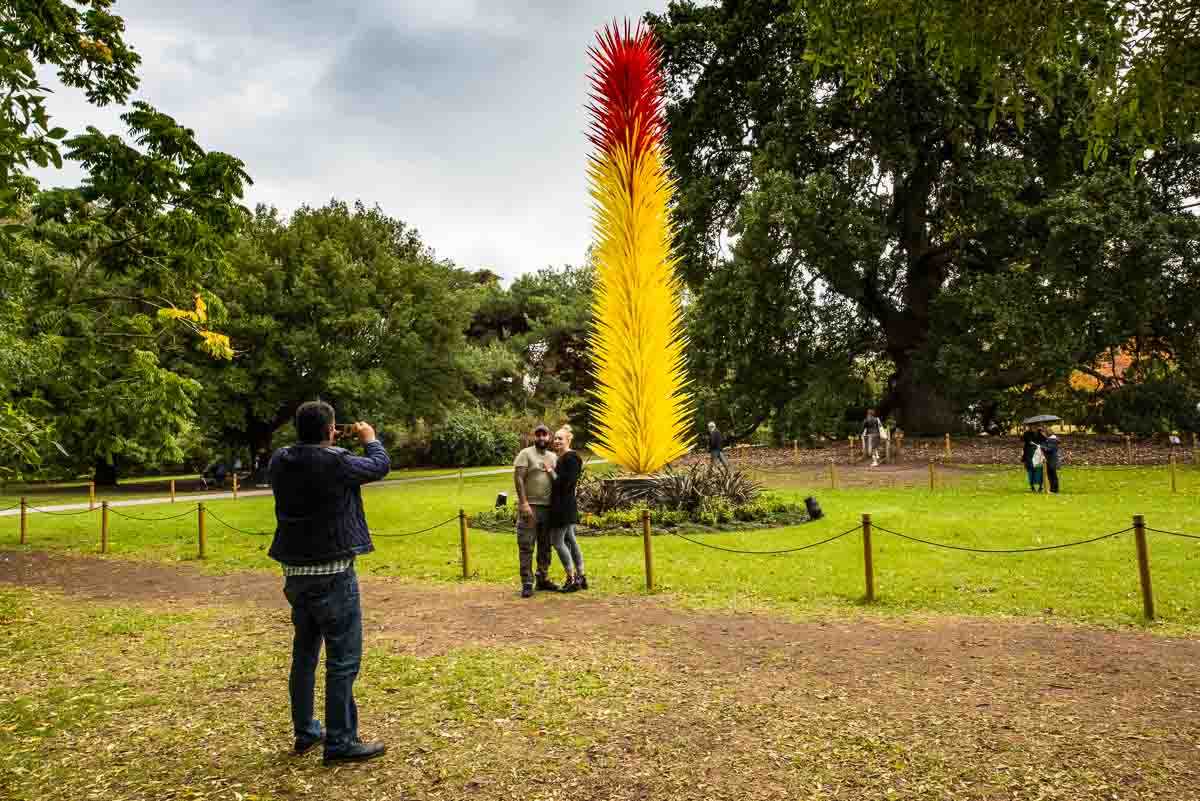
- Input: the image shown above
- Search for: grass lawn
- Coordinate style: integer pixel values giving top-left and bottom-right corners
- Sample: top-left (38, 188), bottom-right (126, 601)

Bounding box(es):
top-left (3, 465), bottom-right (1199, 633)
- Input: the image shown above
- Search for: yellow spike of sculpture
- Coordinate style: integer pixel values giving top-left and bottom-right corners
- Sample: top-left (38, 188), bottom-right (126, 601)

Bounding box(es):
top-left (586, 22), bottom-right (693, 474)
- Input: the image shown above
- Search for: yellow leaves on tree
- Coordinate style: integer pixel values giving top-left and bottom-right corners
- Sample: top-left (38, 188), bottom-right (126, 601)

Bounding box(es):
top-left (157, 294), bottom-right (232, 360)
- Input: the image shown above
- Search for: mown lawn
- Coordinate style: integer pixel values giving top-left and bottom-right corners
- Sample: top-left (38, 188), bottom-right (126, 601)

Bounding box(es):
top-left (3, 465), bottom-right (1199, 632)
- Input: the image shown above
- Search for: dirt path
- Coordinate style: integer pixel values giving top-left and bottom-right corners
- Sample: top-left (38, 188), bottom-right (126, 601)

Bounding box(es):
top-left (3, 550), bottom-right (1199, 799)
top-left (2, 549), bottom-right (1197, 714)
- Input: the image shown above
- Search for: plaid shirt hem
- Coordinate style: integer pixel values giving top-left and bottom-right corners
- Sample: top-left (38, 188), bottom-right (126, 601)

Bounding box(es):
top-left (281, 556), bottom-right (354, 577)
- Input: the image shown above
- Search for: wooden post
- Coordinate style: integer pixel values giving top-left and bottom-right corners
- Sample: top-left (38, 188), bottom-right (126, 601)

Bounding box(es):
top-left (1170, 452), bottom-right (1178, 493)
top-left (861, 513), bottom-right (875, 602)
top-left (641, 509), bottom-right (654, 592)
top-left (19, 497), bottom-right (26, 545)
top-left (89, 481), bottom-right (96, 511)
top-left (198, 503), bottom-right (206, 560)
top-left (1132, 515), bottom-right (1154, 620)
top-left (928, 461), bottom-right (935, 491)
top-left (232, 473), bottom-right (239, 500)
top-left (1193, 432), bottom-right (1198, 466)
top-left (100, 501), bottom-right (109, 554)
top-left (848, 435), bottom-right (855, 461)
top-left (459, 509), bottom-right (470, 579)
top-left (793, 439), bottom-right (798, 465)
top-left (170, 479), bottom-right (176, 503)
top-left (830, 459), bottom-right (838, 490)
top-left (944, 432), bottom-right (951, 458)
top-left (1125, 435), bottom-right (1132, 464)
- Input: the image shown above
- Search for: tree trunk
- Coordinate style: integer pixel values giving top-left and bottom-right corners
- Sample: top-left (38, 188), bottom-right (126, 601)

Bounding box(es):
top-left (93, 458), bottom-right (119, 487)
top-left (882, 361), bottom-right (965, 435)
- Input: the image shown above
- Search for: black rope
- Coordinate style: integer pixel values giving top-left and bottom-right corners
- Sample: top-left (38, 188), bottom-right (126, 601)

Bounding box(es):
top-left (669, 523), bottom-right (862, 555)
top-left (204, 507), bottom-right (272, 537)
top-left (109, 505), bottom-right (200, 522)
top-left (27, 505), bottom-right (98, 516)
top-left (0, 502), bottom-right (20, 513)
top-left (372, 516), bottom-right (459, 538)
top-left (872, 524), bottom-right (1134, 553)
top-left (1146, 527), bottom-right (1200, 541)
top-left (204, 508), bottom-right (458, 539)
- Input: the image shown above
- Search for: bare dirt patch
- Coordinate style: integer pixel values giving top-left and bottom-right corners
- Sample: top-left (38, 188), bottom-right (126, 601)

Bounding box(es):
top-left (2, 549), bottom-right (1197, 717)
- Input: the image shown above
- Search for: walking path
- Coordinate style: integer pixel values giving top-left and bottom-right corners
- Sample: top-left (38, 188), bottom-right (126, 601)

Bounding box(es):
top-left (0, 462), bottom-right (607, 517)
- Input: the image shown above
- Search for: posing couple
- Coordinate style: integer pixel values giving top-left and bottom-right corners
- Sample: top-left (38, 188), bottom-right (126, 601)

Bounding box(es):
top-left (512, 423), bottom-right (587, 598)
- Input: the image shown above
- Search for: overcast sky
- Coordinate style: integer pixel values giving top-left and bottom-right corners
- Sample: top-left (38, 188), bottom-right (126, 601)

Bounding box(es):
top-left (33, 0), bottom-right (669, 280)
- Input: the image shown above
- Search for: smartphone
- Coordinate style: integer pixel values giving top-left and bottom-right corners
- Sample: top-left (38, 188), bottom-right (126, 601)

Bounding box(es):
top-left (335, 424), bottom-right (353, 438)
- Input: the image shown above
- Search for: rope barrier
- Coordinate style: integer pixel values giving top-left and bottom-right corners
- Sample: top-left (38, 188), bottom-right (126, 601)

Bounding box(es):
top-left (669, 523), bottom-right (862, 555)
top-left (871, 524), bottom-right (1134, 553)
top-left (372, 516), bottom-right (460, 538)
top-left (109, 506), bottom-right (200, 522)
top-left (26, 505), bottom-right (97, 517)
top-left (1146, 527), bottom-right (1200, 541)
top-left (204, 508), bottom-right (272, 537)
top-left (204, 508), bottom-right (460, 540)
top-left (0, 502), bottom-right (20, 513)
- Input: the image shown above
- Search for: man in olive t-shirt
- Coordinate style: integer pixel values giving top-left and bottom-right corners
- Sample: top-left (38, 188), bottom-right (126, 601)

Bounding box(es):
top-left (513, 424), bottom-right (558, 597)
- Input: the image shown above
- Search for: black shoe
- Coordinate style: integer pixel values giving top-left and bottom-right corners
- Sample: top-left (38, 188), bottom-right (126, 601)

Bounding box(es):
top-left (324, 741), bottom-right (387, 765)
top-left (560, 578), bottom-right (580, 593)
top-left (521, 584), bottom-right (533, 598)
top-left (294, 731), bottom-right (325, 756)
top-left (535, 576), bottom-right (560, 592)
top-left (577, 574), bottom-right (588, 590)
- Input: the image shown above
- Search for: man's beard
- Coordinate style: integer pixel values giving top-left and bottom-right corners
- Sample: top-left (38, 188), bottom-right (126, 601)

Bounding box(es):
top-left (534, 442), bottom-right (547, 452)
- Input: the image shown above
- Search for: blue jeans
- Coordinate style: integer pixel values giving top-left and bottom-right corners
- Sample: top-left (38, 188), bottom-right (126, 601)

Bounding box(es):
top-left (283, 566), bottom-right (363, 755)
top-left (551, 524), bottom-right (585, 575)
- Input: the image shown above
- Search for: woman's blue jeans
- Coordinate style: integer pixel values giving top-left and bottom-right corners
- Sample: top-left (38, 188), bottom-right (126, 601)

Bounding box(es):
top-left (1025, 464), bottom-right (1044, 490)
top-left (283, 566), bottom-right (362, 755)
top-left (551, 524), bottom-right (585, 575)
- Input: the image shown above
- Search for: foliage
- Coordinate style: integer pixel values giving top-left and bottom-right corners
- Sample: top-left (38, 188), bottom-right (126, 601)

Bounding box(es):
top-left (0, 0), bottom-right (140, 223)
top-left (12, 103), bottom-right (249, 482)
top-left (647, 463), bottom-right (762, 513)
top-left (470, 495), bottom-right (802, 533)
top-left (428, 406), bottom-right (520, 467)
top-left (650, 2), bottom-right (1200, 434)
top-left (799, 0), bottom-right (1200, 166)
top-left (1086, 374), bottom-right (1200, 435)
top-left (177, 201), bottom-right (477, 462)
top-left (464, 264), bottom-right (595, 417)
top-left (587, 23), bottom-right (693, 474)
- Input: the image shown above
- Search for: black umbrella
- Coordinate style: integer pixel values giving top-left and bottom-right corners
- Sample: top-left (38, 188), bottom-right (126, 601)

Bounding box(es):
top-left (1022, 414), bottom-right (1061, 425)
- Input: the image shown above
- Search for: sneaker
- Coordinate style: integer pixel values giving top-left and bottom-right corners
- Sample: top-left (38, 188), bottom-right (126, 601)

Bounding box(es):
top-left (535, 576), bottom-right (560, 592)
top-left (560, 578), bottom-right (580, 593)
top-left (521, 584), bottom-right (533, 598)
top-left (577, 574), bottom-right (588, 590)
top-left (294, 730), bottom-right (325, 756)
top-left (323, 740), bottom-right (387, 766)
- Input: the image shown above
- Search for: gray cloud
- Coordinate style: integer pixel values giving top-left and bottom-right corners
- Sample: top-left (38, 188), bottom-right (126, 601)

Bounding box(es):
top-left (31, 0), bottom-right (668, 278)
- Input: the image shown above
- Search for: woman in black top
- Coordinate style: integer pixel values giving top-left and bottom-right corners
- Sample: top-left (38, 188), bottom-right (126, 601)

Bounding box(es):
top-left (546, 426), bottom-right (586, 592)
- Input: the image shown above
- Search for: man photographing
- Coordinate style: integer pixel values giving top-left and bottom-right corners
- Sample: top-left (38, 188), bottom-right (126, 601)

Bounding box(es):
top-left (268, 401), bottom-right (390, 765)
top-left (513, 423), bottom-right (558, 598)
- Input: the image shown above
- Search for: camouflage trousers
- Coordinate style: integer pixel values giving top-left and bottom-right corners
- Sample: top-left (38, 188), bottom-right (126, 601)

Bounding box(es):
top-left (516, 504), bottom-right (553, 585)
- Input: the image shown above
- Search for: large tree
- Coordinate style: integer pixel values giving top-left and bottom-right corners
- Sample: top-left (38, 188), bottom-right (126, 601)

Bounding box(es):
top-left (801, 0), bottom-right (1200, 165)
top-left (651, 1), bottom-right (1200, 432)
top-left (19, 103), bottom-right (250, 483)
top-left (182, 201), bottom-right (476, 462)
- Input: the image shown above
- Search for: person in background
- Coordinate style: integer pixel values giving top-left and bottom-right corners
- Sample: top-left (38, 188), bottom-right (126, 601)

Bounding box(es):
top-left (1042, 433), bottom-right (1061, 493)
top-left (707, 422), bottom-right (729, 471)
top-left (268, 401), bottom-right (390, 765)
top-left (547, 425), bottom-right (587, 592)
top-left (513, 424), bottom-right (559, 598)
top-left (862, 409), bottom-right (882, 464)
top-left (1021, 424), bottom-right (1047, 492)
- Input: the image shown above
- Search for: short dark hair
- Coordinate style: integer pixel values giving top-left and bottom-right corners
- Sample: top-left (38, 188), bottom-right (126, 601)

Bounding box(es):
top-left (296, 401), bottom-right (335, 444)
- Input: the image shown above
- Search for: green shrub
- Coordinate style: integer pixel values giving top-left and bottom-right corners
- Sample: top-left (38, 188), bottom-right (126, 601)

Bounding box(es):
top-left (429, 407), bottom-right (520, 467)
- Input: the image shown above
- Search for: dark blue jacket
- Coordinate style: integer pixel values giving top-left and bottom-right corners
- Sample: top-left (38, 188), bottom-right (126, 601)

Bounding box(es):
top-left (267, 440), bottom-right (390, 566)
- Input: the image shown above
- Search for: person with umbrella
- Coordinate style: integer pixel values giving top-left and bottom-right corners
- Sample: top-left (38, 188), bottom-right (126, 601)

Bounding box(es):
top-left (1020, 415), bottom-right (1057, 492)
